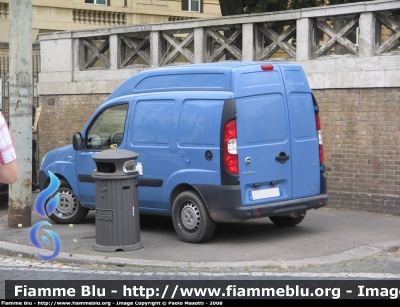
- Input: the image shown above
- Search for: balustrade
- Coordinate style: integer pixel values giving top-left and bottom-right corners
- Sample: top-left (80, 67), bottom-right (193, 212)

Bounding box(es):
top-left (56, 1), bottom-right (400, 71)
top-left (73, 9), bottom-right (126, 26)
top-left (38, 0), bottom-right (400, 91)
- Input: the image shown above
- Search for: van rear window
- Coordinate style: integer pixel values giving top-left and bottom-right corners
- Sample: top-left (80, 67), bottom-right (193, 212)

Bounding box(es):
top-left (241, 94), bottom-right (287, 144)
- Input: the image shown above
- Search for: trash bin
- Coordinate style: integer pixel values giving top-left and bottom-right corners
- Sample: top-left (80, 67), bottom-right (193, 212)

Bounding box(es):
top-left (91, 149), bottom-right (143, 252)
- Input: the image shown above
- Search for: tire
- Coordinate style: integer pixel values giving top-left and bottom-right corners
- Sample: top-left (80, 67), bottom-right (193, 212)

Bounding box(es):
top-left (47, 180), bottom-right (89, 224)
top-left (269, 211), bottom-right (306, 227)
top-left (172, 191), bottom-right (216, 243)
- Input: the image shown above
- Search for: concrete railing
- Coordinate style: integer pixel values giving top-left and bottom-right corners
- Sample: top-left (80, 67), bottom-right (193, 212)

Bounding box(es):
top-left (38, 0), bottom-right (400, 95)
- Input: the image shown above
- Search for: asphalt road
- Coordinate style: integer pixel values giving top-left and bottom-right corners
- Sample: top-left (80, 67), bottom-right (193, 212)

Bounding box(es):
top-left (0, 192), bottom-right (400, 270)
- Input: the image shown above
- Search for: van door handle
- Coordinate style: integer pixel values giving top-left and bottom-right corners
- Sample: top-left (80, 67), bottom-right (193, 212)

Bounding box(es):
top-left (276, 152), bottom-right (290, 164)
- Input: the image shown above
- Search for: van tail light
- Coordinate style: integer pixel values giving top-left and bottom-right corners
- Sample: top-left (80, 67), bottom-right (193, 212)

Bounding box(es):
top-left (315, 112), bottom-right (324, 165)
top-left (224, 120), bottom-right (238, 174)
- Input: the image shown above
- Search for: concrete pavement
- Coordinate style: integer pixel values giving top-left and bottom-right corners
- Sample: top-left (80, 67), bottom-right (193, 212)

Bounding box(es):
top-left (0, 192), bottom-right (400, 271)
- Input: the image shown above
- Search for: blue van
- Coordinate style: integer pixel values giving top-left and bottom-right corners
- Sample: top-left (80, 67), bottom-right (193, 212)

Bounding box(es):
top-left (39, 62), bottom-right (328, 243)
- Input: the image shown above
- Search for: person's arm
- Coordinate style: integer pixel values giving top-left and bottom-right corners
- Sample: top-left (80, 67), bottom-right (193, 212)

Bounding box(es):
top-left (0, 160), bottom-right (17, 184)
top-left (0, 112), bottom-right (18, 184)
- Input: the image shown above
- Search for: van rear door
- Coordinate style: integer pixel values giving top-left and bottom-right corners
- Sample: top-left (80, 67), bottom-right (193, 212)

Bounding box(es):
top-left (280, 64), bottom-right (321, 199)
top-left (233, 64), bottom-right (320, 207)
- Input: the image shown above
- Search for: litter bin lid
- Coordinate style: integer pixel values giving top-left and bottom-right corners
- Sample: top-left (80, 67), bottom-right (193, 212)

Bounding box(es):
top-left (92, 149), bottom-right (139, 162)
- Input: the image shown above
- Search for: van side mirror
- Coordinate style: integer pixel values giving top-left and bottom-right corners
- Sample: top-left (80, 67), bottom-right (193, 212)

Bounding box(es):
top-left (73, 133), bottom-right (83, 150)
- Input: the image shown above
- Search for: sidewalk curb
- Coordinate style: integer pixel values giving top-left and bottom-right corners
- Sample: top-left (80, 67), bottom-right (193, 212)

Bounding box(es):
top-left (0, 240), bottom-right (397, 269)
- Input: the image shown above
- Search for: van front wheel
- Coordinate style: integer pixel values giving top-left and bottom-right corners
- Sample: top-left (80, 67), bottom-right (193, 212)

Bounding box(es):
top-left (172, 191), bottom-right (216, 243)
top-left (47, 180), bottom-right (89, 224)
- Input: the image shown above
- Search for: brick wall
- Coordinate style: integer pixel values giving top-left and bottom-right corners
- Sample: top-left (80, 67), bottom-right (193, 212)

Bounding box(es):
top-left (38, 94), bottom-right (108, 160)
top-left (38, 88), bottom-right (400, 216)
top-left (314, 88), bottom-right (400, 216)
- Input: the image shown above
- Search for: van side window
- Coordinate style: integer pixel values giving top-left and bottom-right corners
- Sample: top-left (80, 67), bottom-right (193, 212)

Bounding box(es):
top-left (85, 103), bottom-right (129, 150)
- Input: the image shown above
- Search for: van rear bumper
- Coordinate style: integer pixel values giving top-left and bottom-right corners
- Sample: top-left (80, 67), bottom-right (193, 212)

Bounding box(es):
top-left (194, 177), bottom-right (328, 223)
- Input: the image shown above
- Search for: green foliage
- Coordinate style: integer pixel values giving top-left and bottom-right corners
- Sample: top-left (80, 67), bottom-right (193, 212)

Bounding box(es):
top-left (229, 0), bottom-right (376, 15)
top-left (244, 0), bottom-right (289, 13)
top-left (289, 0), bottom-right (323, 10)
top-left (329, 0), bottom-right (373, 4)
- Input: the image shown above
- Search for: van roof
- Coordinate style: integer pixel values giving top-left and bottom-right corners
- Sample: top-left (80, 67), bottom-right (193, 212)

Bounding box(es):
top-left (106, 62), bottom-right (301, 101)
top-left (161, 61), bottom-right (295, 68)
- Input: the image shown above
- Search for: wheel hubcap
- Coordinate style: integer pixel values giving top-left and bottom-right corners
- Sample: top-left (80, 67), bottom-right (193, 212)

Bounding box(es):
top-left (55, 189), bottom-right (78, 218)
top-left (181, 202), bottom-right (200, 232)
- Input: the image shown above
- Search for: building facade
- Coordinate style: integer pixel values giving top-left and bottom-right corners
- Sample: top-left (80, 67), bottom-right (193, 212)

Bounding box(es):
top-left (0, 0), bottom-right (221, 46)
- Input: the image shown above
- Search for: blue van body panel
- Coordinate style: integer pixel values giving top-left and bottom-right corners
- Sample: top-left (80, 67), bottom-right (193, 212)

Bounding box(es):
top-left (39, 62), bottom-right (328, 223)
top-left (39, 145), bottom-right (82, 203)
top-left (280, 64), bottom-right (320, 198)
top-left (107, 66), bottom-right (233, 100)
top-left (125, 91), bottom-right (230, 212)
top-left (234, 64), bottom-right (293, 207)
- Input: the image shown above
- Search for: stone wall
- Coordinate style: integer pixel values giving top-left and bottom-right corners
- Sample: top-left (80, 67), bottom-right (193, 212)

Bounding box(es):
top-left (38, 86), bottom-right (400, 216)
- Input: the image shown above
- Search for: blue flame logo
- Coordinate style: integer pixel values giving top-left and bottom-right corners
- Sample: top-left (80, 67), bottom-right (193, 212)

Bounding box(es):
top-left (29, 171), bottom-right (62, 261)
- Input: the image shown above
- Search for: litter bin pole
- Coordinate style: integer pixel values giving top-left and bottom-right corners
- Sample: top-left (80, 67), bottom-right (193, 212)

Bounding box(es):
top-left (92, 149), bottom-right (143, 252)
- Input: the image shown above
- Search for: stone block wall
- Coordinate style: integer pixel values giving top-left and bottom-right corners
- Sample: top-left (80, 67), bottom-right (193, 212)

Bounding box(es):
top-left (38, 87), bottom-right (400, 216)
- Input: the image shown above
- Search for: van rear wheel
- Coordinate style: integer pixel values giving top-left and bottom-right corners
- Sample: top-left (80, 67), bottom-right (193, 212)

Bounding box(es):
top-left (269, 211), bottom-right (306, 227)
top-left (172, 191), bottom-right (216, 243)
top-left (47, 180), bottom-right (89, 224)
